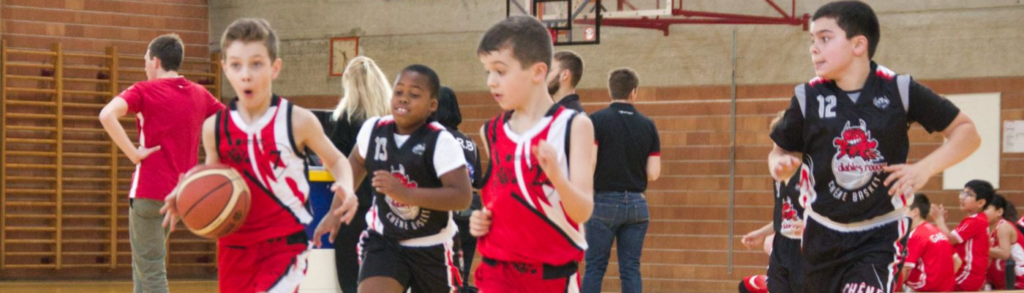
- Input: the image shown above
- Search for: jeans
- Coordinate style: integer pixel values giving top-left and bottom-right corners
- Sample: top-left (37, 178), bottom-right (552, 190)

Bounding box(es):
top-left (129, 198), bottom-right (170, 293)
top-left (581, 191), bottom-right (650, 293)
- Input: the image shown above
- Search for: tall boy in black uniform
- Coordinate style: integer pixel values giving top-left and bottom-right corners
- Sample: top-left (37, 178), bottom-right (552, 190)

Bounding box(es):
top-left (768, 1), bottom-right (980, 292)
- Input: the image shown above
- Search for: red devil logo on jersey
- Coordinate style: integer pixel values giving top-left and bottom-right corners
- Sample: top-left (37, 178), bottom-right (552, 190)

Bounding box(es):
top-left (781, 199), bottom-right (798, 221)
top-left (830, 119), bottom-right (887, 199)
top-left (833, 119), bottom-right (880, 161)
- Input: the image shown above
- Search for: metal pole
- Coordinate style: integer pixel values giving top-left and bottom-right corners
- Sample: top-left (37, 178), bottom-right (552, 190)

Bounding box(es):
top-left (108, 46), bottom-right (119, 270)
top-left (728, 28), bottom-right (737, 275)
top-left (1, 40), bottom-right (8, 270)
top-left (55, 43), bottom-right (64, 270)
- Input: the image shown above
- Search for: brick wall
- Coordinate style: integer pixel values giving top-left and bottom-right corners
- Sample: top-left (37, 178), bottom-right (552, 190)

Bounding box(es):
top-left (0, 0), bottom-right (213, 281)
top-left (286, 76), bottom-right (1024, 292)
top-left (209, 0), bottom-right (1024, 97)
top-left (1, 0), bottom-right (209, 57)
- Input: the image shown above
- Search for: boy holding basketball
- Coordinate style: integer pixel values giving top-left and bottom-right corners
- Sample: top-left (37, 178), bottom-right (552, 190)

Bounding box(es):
top-left (469, 16), bottom-right (597, 292)
top-left (768, 1), bottom-right (980, 292)
top-left (99, 33), bottom-right (224, 293)
top-left (161, 18), bottom-right (359, 293)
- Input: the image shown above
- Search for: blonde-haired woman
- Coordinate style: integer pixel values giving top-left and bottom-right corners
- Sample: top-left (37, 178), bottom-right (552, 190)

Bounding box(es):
top-left (328, 56), bottom-right (391, 293)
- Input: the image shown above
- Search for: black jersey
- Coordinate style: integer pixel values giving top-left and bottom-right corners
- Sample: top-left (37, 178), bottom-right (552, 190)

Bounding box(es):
top-left (450, 129), bottom-right (484, 218)
top-left (770, 63), bottom-right (960, 228)
top-left (364, 117), bottom-right (456, 242)
top-left (450, 130), bottom-right (483, 190)
top-left (773, 170), bottom-right (804, 240)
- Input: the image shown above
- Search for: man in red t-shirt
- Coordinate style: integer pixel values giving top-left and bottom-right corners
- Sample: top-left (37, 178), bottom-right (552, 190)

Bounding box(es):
top-left (99, 34), bottom-right (224, 293)
top-left (902, 194), bottom-right (958, 292)
top-left (934, 180), bottom-right (995, 292)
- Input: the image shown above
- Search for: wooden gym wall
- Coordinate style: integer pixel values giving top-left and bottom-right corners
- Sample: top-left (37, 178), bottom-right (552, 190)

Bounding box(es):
top-left (0, 0), bottom-right (216, 280)
top-left (286, 76), bottom-right (1024, 292)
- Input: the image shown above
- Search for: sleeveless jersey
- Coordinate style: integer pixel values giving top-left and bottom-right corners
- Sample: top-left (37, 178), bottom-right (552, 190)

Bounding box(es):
top-left (988, 219), bottom-right (1024, 289)
top-left (363, 117), bottom-right (455, 245)
top-left (774, 63), bottom-right (916, 228)
top-left (773, 168), bottom-right (807, 240)
top-left (214, 96), bottom-right (312, 245)
top-left (477, 105), bottom-right (585, 265)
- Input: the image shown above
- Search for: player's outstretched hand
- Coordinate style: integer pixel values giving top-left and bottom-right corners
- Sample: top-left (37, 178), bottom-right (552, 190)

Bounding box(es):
top-left (159, 173), bottom-right (184, 233)
top-left (372, 170), bottom-right (410, 201)
top-left (469, 208), bottom-right (492, 237)
top-left (312, 213), bottom-right (339, 248)
top-left (769, 154), bottom-right (800, 182)
top-left (883, 163), bottom-right (930, 197)
top-left (532, 140), bottom-right (561, 177)
top-left (332, 183), bottom-right (359, 225)
top-left (312, 184), bottom-right (360, 248)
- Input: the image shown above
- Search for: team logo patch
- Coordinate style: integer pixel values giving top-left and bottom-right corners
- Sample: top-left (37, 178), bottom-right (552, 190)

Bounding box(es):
top-left (829, 119), bottom-right (888, 202)
top-left (412, 143), bottom-right (426, 156)
top-left (780, 196), bottom-right (803, 238)
top-left (874, 96), bottom-right (890, 110)
top-left (383, 164), bottom-right (428, 230)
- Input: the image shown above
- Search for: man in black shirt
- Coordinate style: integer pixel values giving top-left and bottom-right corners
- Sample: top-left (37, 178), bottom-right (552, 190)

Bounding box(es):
top-left (547, 51), bottom-right (586, 113)
top-left (581, 68), bottom-right (661, 293)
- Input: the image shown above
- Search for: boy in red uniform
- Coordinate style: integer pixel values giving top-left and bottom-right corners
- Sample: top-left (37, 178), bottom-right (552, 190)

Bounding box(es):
top-left (99, 33), bottom-right (224, 293)
top-left (161, 18), bottom-right (359, 293)
top-left (934, 180), bottom-right (995, 291)
top-left (983, 194), bottom-right (1024, 289)
top-left (469, 16), bottom-right (597, 293)
top-left (902, 194), bottom-right (957, 292)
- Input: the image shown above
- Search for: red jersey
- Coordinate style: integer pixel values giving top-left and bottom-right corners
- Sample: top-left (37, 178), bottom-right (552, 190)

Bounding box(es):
top-left (952, 213), bottom-right (989, 291)
top-left (213, 96), bottom-right (312, 245)
top-left (120, 77), bottom-right (224, 201)
top-left (987, 219), bottom-right (1024, 289)
top-left (904, 222), bottom-right (955, 291)
top-left (478, 106), bottom-right (585, 265)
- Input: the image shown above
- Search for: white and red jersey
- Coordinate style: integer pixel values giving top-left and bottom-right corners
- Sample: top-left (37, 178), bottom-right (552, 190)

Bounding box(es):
top-left (214, 96), bottom-right (312, 246)
top-left (477, 105), bottom-right (586, 265)
top-left (952, 213), bottom-right (990, 291)
top-left (904, 222), bottom-right (955, 291)
top-left (987, 219), bottom-right (1024, 289)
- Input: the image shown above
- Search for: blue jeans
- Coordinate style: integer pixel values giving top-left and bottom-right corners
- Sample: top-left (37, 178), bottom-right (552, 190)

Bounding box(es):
top-left (582, 191), bottom-right (650, 293)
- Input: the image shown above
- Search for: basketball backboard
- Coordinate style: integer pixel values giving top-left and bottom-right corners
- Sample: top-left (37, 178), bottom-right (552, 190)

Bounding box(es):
top-left (507, 0), bottom-right (604, 46)
top-left (507, 0), bottom-right (808, 44)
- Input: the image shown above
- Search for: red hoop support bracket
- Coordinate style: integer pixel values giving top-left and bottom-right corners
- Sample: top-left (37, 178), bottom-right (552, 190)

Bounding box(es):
top-left (579, 0), bottom-right (809, 36)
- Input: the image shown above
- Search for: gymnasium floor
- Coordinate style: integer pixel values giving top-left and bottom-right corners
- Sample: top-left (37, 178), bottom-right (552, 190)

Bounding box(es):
top-left (0, 281), bottom-right (218, 293)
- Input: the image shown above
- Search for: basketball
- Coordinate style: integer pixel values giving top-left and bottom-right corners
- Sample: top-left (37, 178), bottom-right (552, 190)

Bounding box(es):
top-left (174, 164), bottom-right (251, 239)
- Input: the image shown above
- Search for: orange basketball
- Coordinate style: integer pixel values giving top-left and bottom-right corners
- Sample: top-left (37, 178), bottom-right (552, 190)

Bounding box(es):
top-left (175, 164), bottom-right (250, 239)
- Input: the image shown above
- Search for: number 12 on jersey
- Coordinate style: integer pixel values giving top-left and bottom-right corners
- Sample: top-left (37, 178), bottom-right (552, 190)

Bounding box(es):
top-left (818, 95), bottom-right (837, 118)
